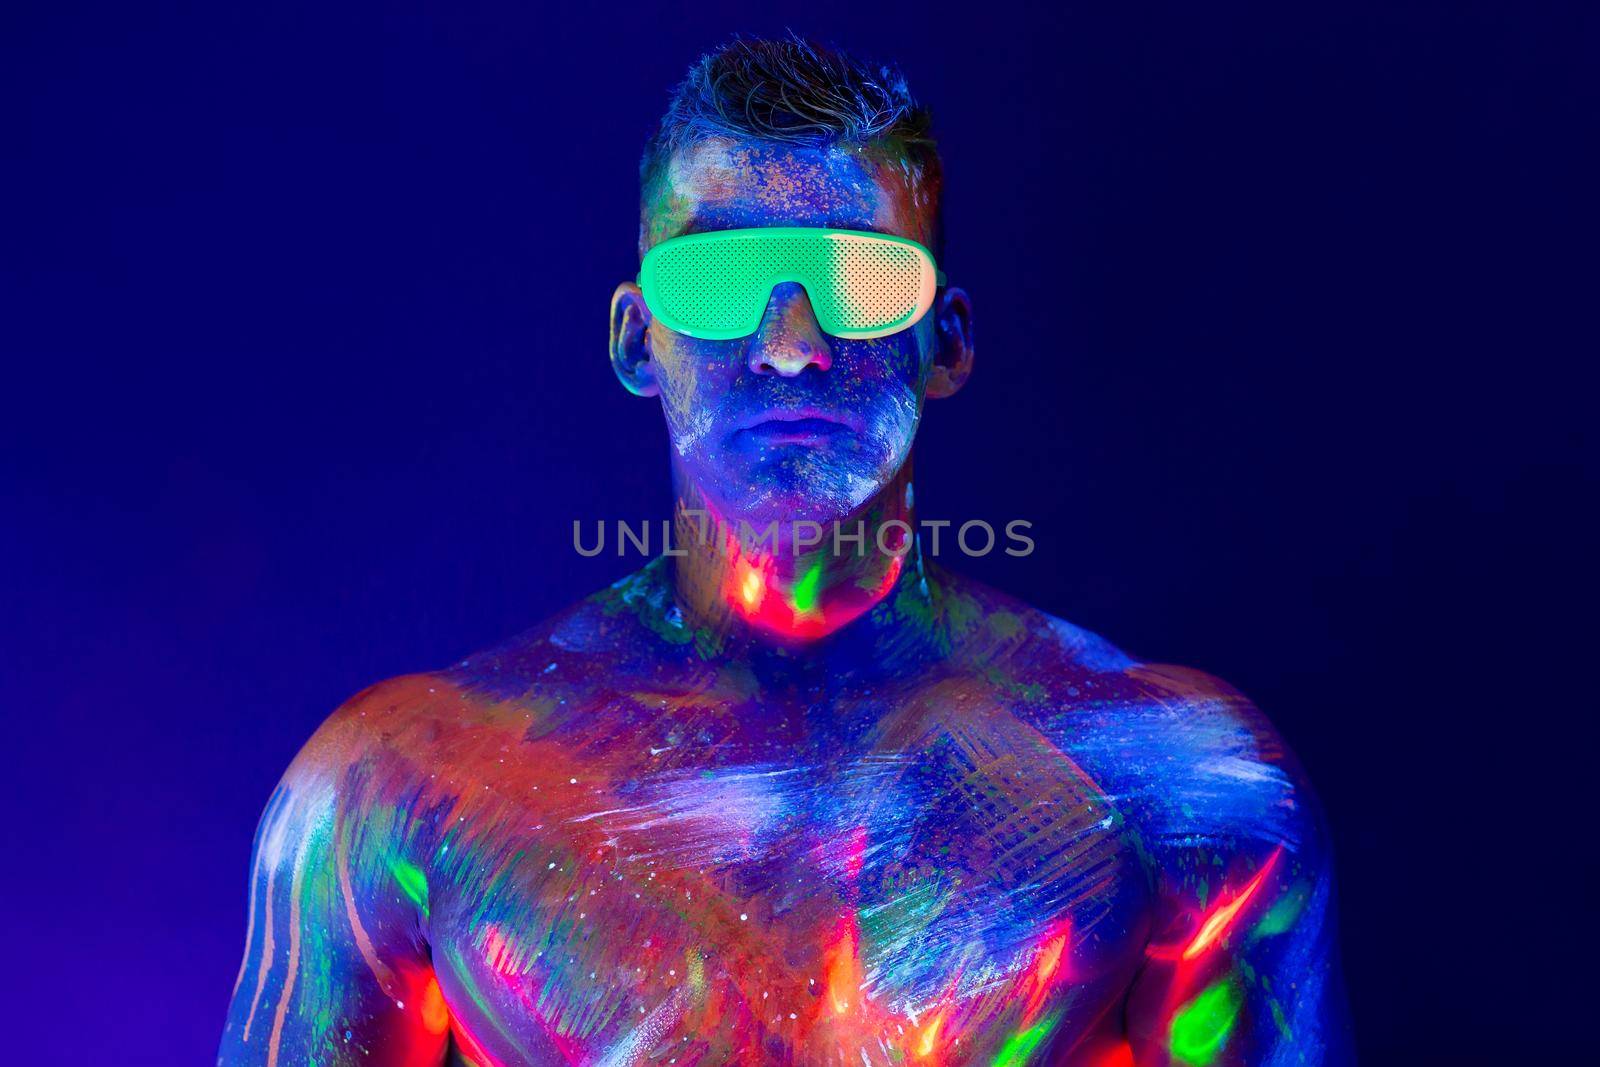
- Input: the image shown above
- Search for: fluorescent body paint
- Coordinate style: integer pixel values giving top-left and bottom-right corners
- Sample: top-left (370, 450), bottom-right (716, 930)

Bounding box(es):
top-left (1095, 1041), bottom-right (1136, 1067)
top-left (218, 561), bottom-right (1341, 1065)
top-left (791, 560), bottom-right (823, 615)
top-left (916, 1012), bottom-right (944, 1057)
top-left (822, 913), bottom-right (863, 1015)
top-left (1169, 979), bottom-right (1242, 1065)
top-left (990, 1011), bottom-right (1059, 1066)
top-left (418, 974), bottom-right (449, 1035)
top-left (389, 856), bottom-right (429, 917)
top-left (739, 563), bottom-right (765, 609)
top-left (1015, 917), bottom-right (1072, 1019)
top-left (709, 510), bottom-right (899, 640)
top-left (1183, 847), bottom-right (1282, 960)
top-left (1251, 884), bottom-right (1308, 941)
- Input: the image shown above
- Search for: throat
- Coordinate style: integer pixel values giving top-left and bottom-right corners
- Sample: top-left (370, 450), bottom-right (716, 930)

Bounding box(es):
top-left (669, 463), bottom-right (921, 645)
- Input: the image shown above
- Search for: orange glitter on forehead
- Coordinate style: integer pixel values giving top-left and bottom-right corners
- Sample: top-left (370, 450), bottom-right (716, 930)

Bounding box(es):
top-left (645, 138), bottom-right (929, 251)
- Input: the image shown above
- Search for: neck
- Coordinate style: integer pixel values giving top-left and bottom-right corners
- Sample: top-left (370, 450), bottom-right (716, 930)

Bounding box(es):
top-left (668, 460), bottom-right (926, 646)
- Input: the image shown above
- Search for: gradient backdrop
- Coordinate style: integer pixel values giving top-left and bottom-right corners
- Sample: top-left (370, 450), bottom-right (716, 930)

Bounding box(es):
top-left (5, 2), bottom-right (1595, 1063)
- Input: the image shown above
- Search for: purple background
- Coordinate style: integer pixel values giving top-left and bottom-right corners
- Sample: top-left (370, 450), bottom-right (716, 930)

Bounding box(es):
top-left (6, 2), bottom-right (1594, 1063)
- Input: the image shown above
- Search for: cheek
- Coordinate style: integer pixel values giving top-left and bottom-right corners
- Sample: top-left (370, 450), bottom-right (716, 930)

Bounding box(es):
top-left (841, 333), bottom-right (930, 416)
top-left (814, 343), bottom-right (921, 474)
top-left (651, 335), bottom-right (739, 453)
top-left (865, 387), bottom-right (921, 461)
top-left (854, 321), bottom-right (934, 388)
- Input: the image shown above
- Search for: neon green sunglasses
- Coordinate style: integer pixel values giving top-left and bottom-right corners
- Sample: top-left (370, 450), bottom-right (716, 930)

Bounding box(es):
top-left (638, 226), bottom-right (945, 341)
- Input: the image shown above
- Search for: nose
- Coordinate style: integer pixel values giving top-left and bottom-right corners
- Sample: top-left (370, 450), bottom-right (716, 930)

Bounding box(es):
top-left (748, 282), bottom-right (833, 376)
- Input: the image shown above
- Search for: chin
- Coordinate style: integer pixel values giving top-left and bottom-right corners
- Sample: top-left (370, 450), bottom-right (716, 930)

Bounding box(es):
top-left (702, 475), bottom-right (870, 534)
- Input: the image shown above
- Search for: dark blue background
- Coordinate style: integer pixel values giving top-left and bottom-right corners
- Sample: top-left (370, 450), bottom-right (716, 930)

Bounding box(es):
top-left (5, 2), bottom-right (1595, 1063)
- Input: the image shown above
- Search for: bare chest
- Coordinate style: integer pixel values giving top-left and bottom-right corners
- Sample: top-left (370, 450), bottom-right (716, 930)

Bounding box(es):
top-left (418, 706), bottom-right (1153, 1065)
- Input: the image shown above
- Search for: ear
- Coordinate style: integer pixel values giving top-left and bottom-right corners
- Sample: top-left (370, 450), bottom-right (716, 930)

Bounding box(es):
top-left (609, 281), bottom-right (659, 397)
top-left (925, 285), bottom-right (974, 399)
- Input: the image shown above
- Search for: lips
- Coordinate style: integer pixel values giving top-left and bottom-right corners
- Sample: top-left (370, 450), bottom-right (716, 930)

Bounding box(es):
top-left (738, 416), bottom-right (852, 444)
top-left (735, 407), bottom-right (857, 431)
top-left (732, 407), bottom-right (858, 444)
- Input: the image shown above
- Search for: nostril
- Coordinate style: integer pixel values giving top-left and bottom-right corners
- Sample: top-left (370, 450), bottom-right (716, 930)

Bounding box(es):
top-left (748, 340), bottom-right (832, 376)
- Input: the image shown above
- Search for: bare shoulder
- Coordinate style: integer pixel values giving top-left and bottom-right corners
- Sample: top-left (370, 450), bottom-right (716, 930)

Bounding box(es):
top-left (940, 570), bottom-right (1323, 856)
top-left (268, 672), bottom-right (472, 813)
top-left (442, 563), bottom-right (696, 700)
top-left (932, 566), bottom-right (1136, 679)
top-left (1067, 656), bottom-right (1326, 862)
top-left (268, 562), bottom-right (689, 820)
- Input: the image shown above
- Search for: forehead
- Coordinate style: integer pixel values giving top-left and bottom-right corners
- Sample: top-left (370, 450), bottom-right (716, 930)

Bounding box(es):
top-left (642, 138), bottom-right (931, 251)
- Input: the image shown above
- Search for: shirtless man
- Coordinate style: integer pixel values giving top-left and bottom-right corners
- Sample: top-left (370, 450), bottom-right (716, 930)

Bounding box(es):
top-left (219, 37), bottom-right (1349, 1067)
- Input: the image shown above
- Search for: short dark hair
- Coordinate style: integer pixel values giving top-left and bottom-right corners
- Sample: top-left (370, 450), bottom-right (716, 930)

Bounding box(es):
top-left (640, 35), bottom-right (942, 244)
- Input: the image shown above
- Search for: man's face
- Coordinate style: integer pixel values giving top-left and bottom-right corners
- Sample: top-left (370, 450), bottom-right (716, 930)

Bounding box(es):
top-left (625, 138), bottom-right (948, 528)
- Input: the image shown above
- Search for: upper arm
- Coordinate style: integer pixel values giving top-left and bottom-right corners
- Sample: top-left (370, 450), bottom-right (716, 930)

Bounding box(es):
top-left (217, 697), bottom-right (450, 1067)
top-left (1117, 667), bottom-right (1352, 1066)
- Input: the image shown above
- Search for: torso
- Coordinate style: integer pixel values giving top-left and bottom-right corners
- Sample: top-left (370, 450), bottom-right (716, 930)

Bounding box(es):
top-left (333, 563), bottom-right (1248, 1065)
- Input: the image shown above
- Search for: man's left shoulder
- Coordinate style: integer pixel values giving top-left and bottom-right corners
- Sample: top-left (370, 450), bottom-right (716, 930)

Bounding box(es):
top-left (1020, 647), bottom-right (1325, 856)
top-left (940, 571), bottom-right (1135, 678)
top-left (1121, 661), bottom-right (1298, 763)
top-left (1124, 661), bottom-right (1324, 853)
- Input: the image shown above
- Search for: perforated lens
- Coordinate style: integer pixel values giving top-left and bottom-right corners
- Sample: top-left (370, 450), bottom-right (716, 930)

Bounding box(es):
top-left (639, 228), bottom-right (938, 340)
top-left (816, 235), bottom-right (928, 336)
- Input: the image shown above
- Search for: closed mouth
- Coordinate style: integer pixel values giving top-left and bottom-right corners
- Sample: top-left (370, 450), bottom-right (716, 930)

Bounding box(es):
top-left (733, 407), bottom-right (858, 441)
top-left (737, 416), bottom-right (853, 443)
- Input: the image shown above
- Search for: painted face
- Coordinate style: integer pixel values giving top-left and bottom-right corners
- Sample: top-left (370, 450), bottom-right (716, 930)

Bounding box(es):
top-left (640, 138), bottom-right (939, 527)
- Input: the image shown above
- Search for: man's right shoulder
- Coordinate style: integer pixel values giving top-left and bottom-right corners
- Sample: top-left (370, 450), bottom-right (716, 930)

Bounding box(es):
top-left (281, 565), bottom-right (675, 788)
top-left (242, 673), bottom-right (457, 881)
top-left (288, 607), bottom-right (628, 781)
top-left (283, 671), bottom-right (466, 783)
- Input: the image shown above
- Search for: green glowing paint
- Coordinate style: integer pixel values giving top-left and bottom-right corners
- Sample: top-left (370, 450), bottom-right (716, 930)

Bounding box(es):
top-left (1169, 979), bottom-right (1242, 1066)
top-left (389, 857), bottom-right (430, 918)
top-left (1269, 996), bottom-right (1292, 1041)
top-left (1251, 886), bottom-right (1306, 940)
top-left (792, 562), bottom-right (822, 615)
top-left (990, 1012), bottom-right (1058, 1066)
